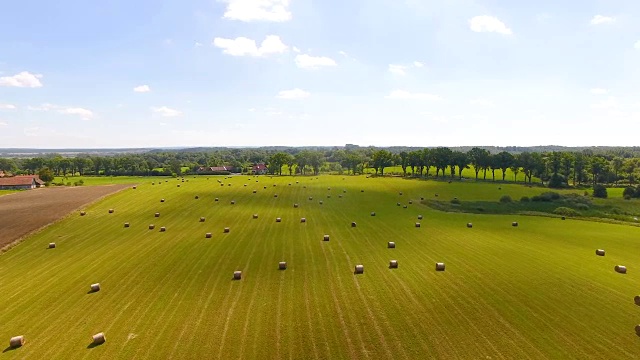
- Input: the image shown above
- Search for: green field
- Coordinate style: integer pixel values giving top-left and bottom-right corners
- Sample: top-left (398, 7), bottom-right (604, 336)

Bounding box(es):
top-left (1, 176), bottom-right (640, 359)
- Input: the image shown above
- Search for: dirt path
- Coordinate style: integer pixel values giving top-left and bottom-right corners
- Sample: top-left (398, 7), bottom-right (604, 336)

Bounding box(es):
top-left (0, 185), bottom-right (131, 251)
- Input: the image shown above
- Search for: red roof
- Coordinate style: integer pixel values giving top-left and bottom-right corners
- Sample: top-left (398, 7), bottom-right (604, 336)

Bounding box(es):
top-left (253, 164), bottom-right (267, 170)
top-left (0, 176), bottom-right (38, 186)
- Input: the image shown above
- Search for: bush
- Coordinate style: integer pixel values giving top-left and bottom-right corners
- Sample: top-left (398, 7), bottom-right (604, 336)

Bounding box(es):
top-left (499, 195), bottom-right (513, 203)
top-left (593, 184), bottom-right (608, 199)
top-left (624, 194), bottom-right (632, 200)
top-left (450, 198), bottom-right (461, 205)
top-left (532, 192), bottom-right (560, 202)
top-left (548, 174), bottom-right (566, 189)
top-left (623, 187), bottom-right (636, 198)
top-left (553, 207), bottom-right (580, 217)
top-left (520, 196), bottom-right (530, 202)
top-left (576, 203), bottom-right (590, 211)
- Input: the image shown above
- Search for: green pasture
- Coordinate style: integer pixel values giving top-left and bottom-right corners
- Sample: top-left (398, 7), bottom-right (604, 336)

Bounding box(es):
top-left (1, 176), bottom-right (640, 359)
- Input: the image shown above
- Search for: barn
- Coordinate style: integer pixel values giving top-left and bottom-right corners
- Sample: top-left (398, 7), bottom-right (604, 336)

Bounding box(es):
top-left (252, 163), bottom-right (268, 175)
top-left (0, 176), bottom-right (44, 190)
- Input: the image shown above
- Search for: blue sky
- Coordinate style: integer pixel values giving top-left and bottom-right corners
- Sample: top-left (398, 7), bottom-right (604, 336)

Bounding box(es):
top-left (1, 0), bottom-right (640, 148)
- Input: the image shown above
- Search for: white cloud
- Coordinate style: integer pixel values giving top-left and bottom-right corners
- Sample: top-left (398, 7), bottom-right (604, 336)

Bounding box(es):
top-left (27, 103), bottom-right (94, 120)
top-left (591, 97), bottom-right (618, 110)
top-left (389, 64), bottom-right (408, 76)
top-left (151, 106), bottom-right (182, 117)
top-left (590, 88), bottom-right (608, 95)
top-left (133, 85), bottom-right (151, 93)
top-left (195, 42), bottom-right (203, 47)
top-left (413, 61), bottom-right (424, 68)
top-left (222, 0), bottom-right (292, 22)
top-left (277, 88), bottom-right (310, 100)
top-left (386, 90), bottom-right (442, 101)
top-left (0, 121), bottom-right (7, 127)
top-left (292, 46), bottom-right (301, 53)
top-left (469, 16), bottom-right (513, 35)
top-left (338, 51), bottom-right (348, 57)
top-left (590, 15), bottom-right (615, 25)
top-left (469, 98), bottom-right (494, 107)
top-left (248, 108), bottom-right (256, 112)
top-left (0, 104), bottom-right (16, 110)
top-left (213, 35), bottom-right (287, 57)
top-left (295, 54), bottom-right (337, 69)
top-left (0, 71), bottom-right (43, 88)
top-left (634, 41), bottom-right (640, 49)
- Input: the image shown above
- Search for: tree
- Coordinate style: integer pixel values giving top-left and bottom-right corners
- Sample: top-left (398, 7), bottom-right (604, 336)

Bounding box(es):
top-left (495, 151), bottom-right (514, 181)
top-left (286, 154), bottom-right (296, 176)
top-left (593, 184), bottom-right (608, 198)
top-left (467, 147), bottom-right (489, 180)
top-left (169, 159), bottom-right (182, 175)
top-left (611, 157), bottom-right (624, 184)
top-left (399, 151), bottom-right (409, 176)
top-left (295, 151), bottom-right (310, 175)
top-left (488, 154), bottom-right (500, 181)
top-left (0, 158), bottom-right (17, 173)
top-left (268, 152), bottom-right (290, 176)
top-left (38, 167), bottom-right (54, 183)
top-left (573, 153), bottom-right (587, 186)
top-left (371, 150), bottom-right (394, 176)
top-left (452, 151), bottom-right (469, 180)
top-left (308, 151), bottom-right (324, 175)
top-left (589, 156), bottom-right (608, 185)
top-left (624, 158), bottom-right (639, 184)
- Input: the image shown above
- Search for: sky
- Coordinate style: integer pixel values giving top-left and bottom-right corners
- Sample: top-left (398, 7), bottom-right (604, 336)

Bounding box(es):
top-left (1, 0), bottom-right (640, 148)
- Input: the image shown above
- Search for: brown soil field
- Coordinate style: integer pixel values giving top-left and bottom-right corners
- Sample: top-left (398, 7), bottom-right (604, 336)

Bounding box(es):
top-left (0, 185), bottom-right (131, 250)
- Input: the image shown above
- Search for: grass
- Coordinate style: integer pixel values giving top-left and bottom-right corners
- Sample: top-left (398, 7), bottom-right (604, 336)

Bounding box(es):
top-left (0, 190), bottom-right (21, 197)
top-left (1, 176), bottom-right (640, 358)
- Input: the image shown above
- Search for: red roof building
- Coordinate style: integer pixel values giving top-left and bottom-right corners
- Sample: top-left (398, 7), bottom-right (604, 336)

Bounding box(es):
top-left (0, 176), bottom-right (44, 190)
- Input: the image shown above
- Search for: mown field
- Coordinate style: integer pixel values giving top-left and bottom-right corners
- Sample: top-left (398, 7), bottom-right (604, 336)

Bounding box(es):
top-left (1, 176), bottom-right (640, 359)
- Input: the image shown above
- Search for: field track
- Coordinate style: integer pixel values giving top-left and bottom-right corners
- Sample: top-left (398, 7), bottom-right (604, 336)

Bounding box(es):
top-left (0, 185), bottom-right (132, 250)
top-left (1, 176), bottom-right (640, 359)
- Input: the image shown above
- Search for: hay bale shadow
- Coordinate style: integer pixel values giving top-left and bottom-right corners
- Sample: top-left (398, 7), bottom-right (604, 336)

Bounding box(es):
top-left (2, 346), bottom-right (18, 353)
top-left (86, 342), bottom-right (104, 349)
top-left (87, 289), bottom-right (99, 294)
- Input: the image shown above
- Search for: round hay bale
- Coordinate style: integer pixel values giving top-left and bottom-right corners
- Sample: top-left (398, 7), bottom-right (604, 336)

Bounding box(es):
top-left (467, 223), bottom-right (473, 228)
top-left (288, 183), bottom-right (292, 186)
top-left (301, 218), bottom-right (306, 223)
top-left (415, 222), bottom-right (421, 228)
top-left (92, 333), bottom-right (106, 345)
top-left (408, 200), bottom-right (413, 204)
top-left (108, 209), bottom-right (114, 214)
top-left (435, 194), bottom-right (439, 197)
top-left (90, 283), bottom-right (100, 292)
top-left (160, 199), bottom-right (165, 203)
top-left (264, 186), bottom-right (267, 189)
top-left (634, 295), bottom-right (640, 306)
top-left (253, 214), bottom-right (258, 219)
top-left (224, 227), bottom-right (230, 233)
top-left (403, 205), bottom-right (408, 209)
top-left (215, 198), bottom-right (219, 202)
top-left (124, 222), bottom-right (130, 228)
top-left (274, 194), bottom-right (278, 198)
top-left (351, 222), bottom-right (357, 227)
top-left (253, 190), bottom-right (257, 193)
top-left (498, 187), bottom-right (502, 190)
top-left (389, 260), bottom-right (398, 269)
top-left (319, 201), bottom-right (324, 205)
top-left (323, 235), bottom-right (330, 241)
top-left (595, 249), bottom-right (605, 256)
top-left (354, 265), bottom-right (364, 274)
top-left (228, 184), bottom-right (231, 187)
top-left (397, 202), bottom-right (401, 206)
top-left (279, 261), bottom-right (287, 270)
top-left (399, 192), bottom-right (403, 195)
top-left (80, 211), bottom-right (86, 216)
top-left (512, 222), bottom-right (518, 227)
top-left (160, 226), bottom-right (166, 232)
top-left (233, 271), bottom-right (242, 280)
top-left (195, 195), bottom-right (199, 200)
top-left (360, 190), bottom-right (364, 193)
top-left (155, 212), bottom-right (160, 217)
top-left (371, 212), bottom-right (376, 216)
top-left (149, 224), bottom-right (155, 230)
top-left (230, 200), bottom-right (235, 205)
top-left (177, 184), bottom-right (180, 187)
top-left (615, 265), bottom-right (627, 274)
top-left (9, 335), bottom-right (24, 348)
top-left (273, 184), bottom-right (277, 187)
top-left (388, 242), bottom-right (395, 248)
top-left (244, 184), bottom-right (247, 187)
top-left (327, 195), bottom-right (331, 198)
top-left (152, 182), bottom-right (155, 185)
top-left (200, 217), bottom-right (205, 222)
top-left (435, 263), bottom-right (445, 271)
top-left (561, 216), bottom-right (566, 220)
top-left (420, 197), bottom-right (424, 200)
top-left (338, 195), bottom-right (343, 198)
top-left (294, 204), bottom-right (299, 208)
top-left (418, 215), bottom-right (423, 220)
top-left (220, 183), bottom-right (224, 187)
top-left (309, 197), bottom-right (313, 201)
top-left (132, 186), bottom-right (137, 190)
top-left (48, 242), bottom-right (56, 249)
top-left (205, 233), bottom-right (212, 238)
top-left (276, 218), bottom-right (282, 223)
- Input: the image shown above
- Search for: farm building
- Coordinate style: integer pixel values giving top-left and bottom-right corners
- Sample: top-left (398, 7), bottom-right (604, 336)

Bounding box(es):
top-left (252, 163), bottom-right (268, 175)
top-left (0, 176), bottom-right (44, 190)
top-left (196, 166), bottom-right (234, 174)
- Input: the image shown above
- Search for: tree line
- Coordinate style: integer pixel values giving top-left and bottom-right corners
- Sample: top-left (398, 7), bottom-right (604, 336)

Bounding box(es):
top-left (0, 147), bottom-right (639, 188)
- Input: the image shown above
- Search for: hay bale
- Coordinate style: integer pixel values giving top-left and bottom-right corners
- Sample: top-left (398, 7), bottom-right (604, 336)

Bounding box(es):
top-left (323, 235), bottom-right (330, 241)
top-left (273, 184), bottom-right (277, 187)
top-left (339, 195), bottom-right (343, 198)
top-left (615, 265), bottom-right (627, 274)
top-left (231, 200), bottom-right (235, 205)
top-left (420, 197), bottom-right (424, 200)
top-left (160, 226), bottom-right (166, 232)
top-left (152, 182), bottom-right (155, 185)
top-left (595, 249), bottom-right (605, 256)
top-left (205, 233), bottom-right (212, 238)
top-left (253, 190), bottom-right (257, 193)
top-left (351, 222), bottom-right (357, 227)
top-left (132, 186), bottom-right (137, 190)
top-left (399, 192), bottom-right (403, 195)
top-left (80, 211), bottom-right (86, 216)
top-left (276, 218), bottom-right (282, 222)
top-left (561, 216), bottom-right (566, 220)
top-left (161, 199), bottom-right (165, 203)
top-left (467, 223), bottom-right (473, 228)
top-left (274, 194), bottom-right (278, 198)
top-left (418, 215), bottom-right (423, 220)
top-left (48, 242), bottom-right (56, 249)
top-left (397, 202), bottom-right (401, 206)
top-left (360, 190), bottom-right (364, 193)
top-left (288, 183), bottom-right (291, 186)
top-left (215, 198), bottom-right (219, 202)
top-left (264, 186), bottom-right (267, 189)
top-left (408, 200), bottom-right (413, 204)
top-left (155, 212), bottom-right (160, 217)
top-left (90, 283), bottom-right (101, 292)
top-left (9, 335), bottom-right (24, 348)
top-left (195, 195), bottom-right (199, 199)
top-left (388, 242), bottom-right (395, 248)
top-left (220, 183), bottom-right (224, 187)
top-left (244, 184), bottom-right (247, 187)
top-left (371, 212), bottom-right (376, 216)
top-left (319, 201), bottom-right (323, 205)
top-left (512, 222), bottom-right (518, 227)
top-left (177, 184), bottom-right (180, 187)
top-left (227, 184), bottom-right (231, 187)
top-left (200, 217), bottom-right (205, 222)
top-left (389, 260), bottom-right (398, 269)
top-left (327, 195), bottom-right (331, 198)
top-left (233, 271), bottom-right (242, 280)
top-left (124, 222), bottom-right (130, 228)
top-left (92, 333), bottom-right (106, 345)
top-left (415, 222), bottom-right (421, 228)
top-left (309, 197), bottom-right (313, 200)
top-left (224, 227), bottom-right (230, 233)
top-left (354, 265), bottom-right (364, 274)
top-left (435, 263), bottom-right (445, 271)
top-left (253, 214), bottom-right (258, 219)
top-left (108, 209), bottom-right (114, 214)
top-left (403, 205), bottom-right (408, 209)
top-left (634, 295), bottom-right (640, 306)
top-left (294, 204), bottom-right (299, 208)
top-left (300, 218), bottom-right (306, 223)
top-left (279, 261), bottom-right (287, 270)
top-left (435, 193), bottom-right (439, 197)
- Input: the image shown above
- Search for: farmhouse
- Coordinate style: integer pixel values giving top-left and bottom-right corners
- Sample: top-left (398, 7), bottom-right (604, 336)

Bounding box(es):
top-left (252, 163), bottom-right (268, 175)
top-left (0, 176), bottom-right (44, 190)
